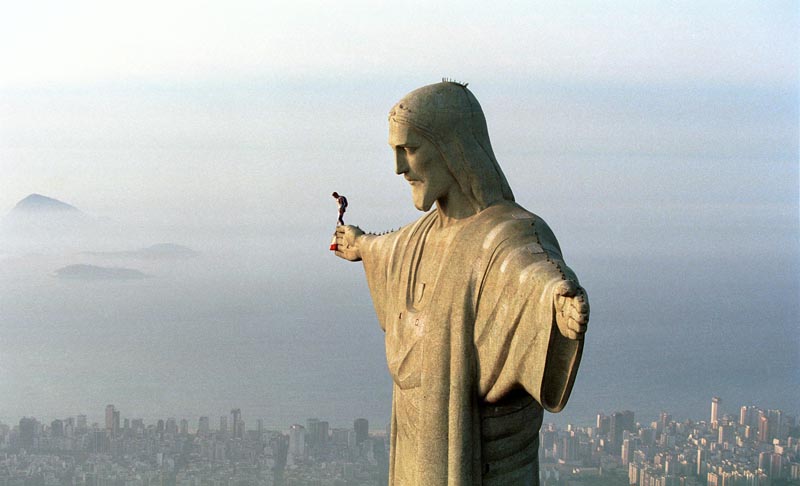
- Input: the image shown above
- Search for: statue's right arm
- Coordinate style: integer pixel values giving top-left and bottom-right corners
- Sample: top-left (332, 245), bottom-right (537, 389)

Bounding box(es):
top-left (334, 225), bottom-right (373, 262)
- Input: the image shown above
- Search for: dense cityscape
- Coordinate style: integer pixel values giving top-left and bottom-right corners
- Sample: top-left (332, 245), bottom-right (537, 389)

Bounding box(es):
top-left (1, 398), bottom-right (797, 486)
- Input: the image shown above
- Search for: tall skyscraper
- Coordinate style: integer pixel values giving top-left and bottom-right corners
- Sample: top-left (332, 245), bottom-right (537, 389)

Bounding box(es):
top-left (740, 405), bottom-right (754, 427)
top-left (697, 448), bottom-right (707, 476)
top-left (758, 451), bottom-right (770, 471)
top-left (769, 453), bottom-right (783, 479)
top-left (560, 432), bottom-right (579, 462)
top-left (596, 413), bottom-right (610, 436)
top-left (758, 413), bottom-right (770, 442)
top-left (231, 409), bottom-right (242, 439)
top-left (219, 415), bottom-right (228, 434)
top-left (711, 397), bottom-right (721, 428)
top-left (19, 418), bottom-right (37, 451)
top-left (198, 416), bottom-right (210, 435)
top-left (610, 411), bottom-right (635, 448)
top-left (104, 405), bottom-right (120, 437)
top-left (77, 415), bottom-right (87, 432)
top-left (354, 418), bottom-right (369, 446)
top-left (658, 412), bottom-right (671, 434)
top-left (319, 421), bottom-right (329, 447)
top-left (768, 409), bottom-right (784, 441)
top-left (64, 417), bottom-right (75, 438)
top-left (621, 438), bottom-right (633, 466)
top-left (112, 410), bottom-right (120, 436)
top-left (289, 424), bottom-right (306, 458)
top-left (51, 419), bottom-right (64, 437)
top-left (105, 405), bottom-right (116, 432)
top-left (166, 418), bottom-right (177, 435)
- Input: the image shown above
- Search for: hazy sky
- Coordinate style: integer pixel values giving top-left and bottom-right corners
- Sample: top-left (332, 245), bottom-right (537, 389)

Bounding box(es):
top-left (1, 1), bottom-right (796, 218)
top-left (0, 1), bottom-right (797, 426)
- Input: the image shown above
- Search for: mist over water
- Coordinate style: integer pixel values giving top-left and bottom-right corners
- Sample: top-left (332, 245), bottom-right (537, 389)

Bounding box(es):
top-left (1, 78), bottom-right (797, 429)
top-left (0, 226), bottom-right (391, 428)
top-left (0, 187), bottom-right (797, 429)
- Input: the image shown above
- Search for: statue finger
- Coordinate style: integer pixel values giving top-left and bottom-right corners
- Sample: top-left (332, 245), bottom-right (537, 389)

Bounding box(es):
top-left (564, 321), bottom-right (586, 340)
top-left (555, 279), bottom-right (578, 297)
top-left (568, 317), bottom-right (587, 334)
top-left (566, 306), bottom-right (588, 326)
top-left (561, 297), bottom-right (582, 314)
top-left (570, 298), bottom-right (589, 315)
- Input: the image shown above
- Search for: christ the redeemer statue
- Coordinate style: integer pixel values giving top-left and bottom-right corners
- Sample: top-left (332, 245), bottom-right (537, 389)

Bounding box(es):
top-left (333, 81), bottom-right (589, 486)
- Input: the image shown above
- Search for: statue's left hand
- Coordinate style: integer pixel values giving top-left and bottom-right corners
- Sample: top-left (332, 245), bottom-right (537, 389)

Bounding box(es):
top-left (554, 280), bottom-right (589, 340)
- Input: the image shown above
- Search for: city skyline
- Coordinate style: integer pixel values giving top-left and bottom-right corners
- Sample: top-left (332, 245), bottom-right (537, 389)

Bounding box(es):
top-left (5, 395), bottom-right (797, 436)
top-left (3, 397), bottom-right (797, 485)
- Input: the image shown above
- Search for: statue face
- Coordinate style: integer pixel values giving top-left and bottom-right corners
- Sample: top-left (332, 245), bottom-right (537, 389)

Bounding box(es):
top-left (389, 121), bottom-right (456, 212)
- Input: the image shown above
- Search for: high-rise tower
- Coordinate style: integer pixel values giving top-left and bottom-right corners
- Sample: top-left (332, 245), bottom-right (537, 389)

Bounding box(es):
top-left (105, 405), bottom-right (115, 432)
top-left (19, 418), bottom-right (37, 451)
top-left (710, 397), bottom-right (721, 428)
top-left (610, 411), bottom-right (635, 448)
top-left (289, 424), bottom-right (306, 459)
top-left (231, 409), bottom-right (242, 439)
top-left (354, 418), bottom-right (369, 445)
top-left (105, 405), bottom-right (120, 437)
top-left (198, 416), bottom-right (210, 435)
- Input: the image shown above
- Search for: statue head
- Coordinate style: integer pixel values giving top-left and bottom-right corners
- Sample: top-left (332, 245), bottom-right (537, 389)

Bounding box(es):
top-left (388, 81), bottom-right (514, 212)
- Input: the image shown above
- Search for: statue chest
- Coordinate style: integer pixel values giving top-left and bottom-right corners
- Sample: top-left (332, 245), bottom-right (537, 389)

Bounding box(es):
top-left (384, 219), bottom-right (477, 390)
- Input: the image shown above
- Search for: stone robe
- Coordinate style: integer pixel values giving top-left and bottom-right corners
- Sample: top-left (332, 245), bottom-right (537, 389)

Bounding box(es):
top-left (360, 202), bottom-right (583, 486)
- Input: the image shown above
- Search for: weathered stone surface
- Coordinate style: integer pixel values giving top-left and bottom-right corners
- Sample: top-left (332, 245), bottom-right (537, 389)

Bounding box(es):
top-left (334, 81), bottom-right (589, 485)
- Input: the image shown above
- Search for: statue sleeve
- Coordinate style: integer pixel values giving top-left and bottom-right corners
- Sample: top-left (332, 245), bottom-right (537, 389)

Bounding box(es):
top-left (360, 229), bottom-right (405, 331)
top-left (360, 213), bottom-right (435, 332)
top-left (473, 218), bottom-right (583, 412)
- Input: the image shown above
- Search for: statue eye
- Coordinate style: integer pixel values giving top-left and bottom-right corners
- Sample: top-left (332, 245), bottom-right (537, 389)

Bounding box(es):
top-left (404, 146), bottom-right (417, 155)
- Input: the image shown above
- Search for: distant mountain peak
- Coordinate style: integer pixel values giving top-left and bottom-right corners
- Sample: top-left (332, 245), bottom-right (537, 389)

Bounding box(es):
top-left (12, 194), bottom-right (81, 213)
top-left (14, 194), bottom-right (80, 211)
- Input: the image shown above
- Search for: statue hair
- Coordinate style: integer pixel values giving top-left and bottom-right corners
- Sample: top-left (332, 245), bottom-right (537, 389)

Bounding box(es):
top-left (388, 82), bottom-right (515, 211)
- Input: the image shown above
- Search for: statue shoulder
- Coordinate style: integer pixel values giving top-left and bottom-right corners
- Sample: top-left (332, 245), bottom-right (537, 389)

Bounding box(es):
top-left (362, 210), bottom-right (436, 258)
top-left (477, 203), bottom-right (563, 259)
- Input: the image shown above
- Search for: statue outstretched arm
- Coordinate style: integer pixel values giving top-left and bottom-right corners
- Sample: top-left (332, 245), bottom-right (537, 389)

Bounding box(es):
top-left (474, 215), bottom-right (588, 411)
top-left (535, 216), bottom-right (589, 340)
top-left (334, 225), bottom-right (373, 262)
top-left (540, 276), bottom-right (587, 411)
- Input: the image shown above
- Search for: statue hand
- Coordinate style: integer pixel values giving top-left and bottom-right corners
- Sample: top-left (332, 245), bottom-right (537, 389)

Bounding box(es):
top-left (334, 225), bottom-right (365, 262)
top-left (554, 280), bottom-right (589, 340)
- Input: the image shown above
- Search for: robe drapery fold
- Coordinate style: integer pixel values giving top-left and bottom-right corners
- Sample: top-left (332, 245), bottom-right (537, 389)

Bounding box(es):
top-left (361, 202), bottom-right (583, 486)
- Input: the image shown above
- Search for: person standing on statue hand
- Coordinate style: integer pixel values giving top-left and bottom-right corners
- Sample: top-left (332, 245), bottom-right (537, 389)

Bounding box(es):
top-left (332, 192), bottom-right (348, 226)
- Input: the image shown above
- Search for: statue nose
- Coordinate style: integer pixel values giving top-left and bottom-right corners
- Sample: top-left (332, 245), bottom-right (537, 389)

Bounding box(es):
top-left (395, 152), bottom-right (409, 175)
